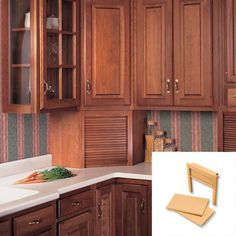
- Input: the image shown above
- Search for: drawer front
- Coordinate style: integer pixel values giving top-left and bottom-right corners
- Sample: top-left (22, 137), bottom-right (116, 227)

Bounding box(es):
top-left (14, 205), bottom-right (54, 236)
top-left (0, 220), bottom-right (11, 236)
top-left (59, 190), bottom-right (93, 217)
top-left (228, 88), bottom-right (236, 106)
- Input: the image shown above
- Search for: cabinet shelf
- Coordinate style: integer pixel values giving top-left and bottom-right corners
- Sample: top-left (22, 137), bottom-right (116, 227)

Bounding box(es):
top-left (11, 28), bottom-right (30, 32)
top-left (47, 65), bottom-right (76, 69)
top-left (47, 29), bottom-right (76, 35)
top-left (11, 64), bottom-right (30, 68)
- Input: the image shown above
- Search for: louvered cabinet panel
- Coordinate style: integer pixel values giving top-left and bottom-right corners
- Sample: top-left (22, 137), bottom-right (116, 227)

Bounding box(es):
top-left (223, 113), bottom-right (236, 151)
top-left (84, 112), bottom-right (129, 167)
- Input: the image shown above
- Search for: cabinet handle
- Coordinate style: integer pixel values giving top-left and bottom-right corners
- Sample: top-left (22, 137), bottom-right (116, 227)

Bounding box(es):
top-left (141, 199), bottom-right (145, 214)
top-left (86, 80), bottom-right (91, 95)
top-left (174, 79), bottom-right (179, 93)
top-left (98, 202), bottom-right (103, 218)
top-left (44, 80), bottom-right (56, 98)
top-left (232, 95), bottom-right (236, 99)
top-left (166, 79), bottom-right (171, 93)
top-left (29, 219), bottom-right (41, 225)
top-left (72, 201), bottom-right (81, 206)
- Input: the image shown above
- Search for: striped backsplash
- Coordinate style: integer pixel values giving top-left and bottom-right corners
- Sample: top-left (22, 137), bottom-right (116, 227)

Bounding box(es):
top-left (147, 111), bottom-right (218, 151)
top-left (0, 113), bottom-right (49, 163)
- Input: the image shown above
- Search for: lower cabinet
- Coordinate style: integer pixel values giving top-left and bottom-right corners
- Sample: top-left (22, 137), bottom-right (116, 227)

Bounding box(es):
top-left (0, 178), bottom-right (151, 236)
top-left (115, 181), bottom-right (149, 236)
top-left (58, 210), bottom-right (93, 236)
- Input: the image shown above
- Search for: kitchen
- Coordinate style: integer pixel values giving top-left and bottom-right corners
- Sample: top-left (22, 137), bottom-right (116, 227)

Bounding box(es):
top-left (0, 0), bottom-right (235, 235)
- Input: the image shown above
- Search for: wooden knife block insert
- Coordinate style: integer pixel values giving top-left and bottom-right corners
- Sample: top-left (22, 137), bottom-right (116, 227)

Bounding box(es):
top-left (187, 163), bottom-right (219, 205)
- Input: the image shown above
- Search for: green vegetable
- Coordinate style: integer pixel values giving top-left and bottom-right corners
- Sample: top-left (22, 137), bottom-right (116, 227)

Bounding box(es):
top-left (39, 167), bottom-right (76, 181)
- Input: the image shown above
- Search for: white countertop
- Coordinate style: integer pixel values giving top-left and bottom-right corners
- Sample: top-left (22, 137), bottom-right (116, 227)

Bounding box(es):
top-left (0, 155), bottom-right (152, 217)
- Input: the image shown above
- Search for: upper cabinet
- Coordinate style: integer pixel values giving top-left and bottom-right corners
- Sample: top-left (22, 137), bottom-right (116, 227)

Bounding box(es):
top-left (1, 0), bottom-right (80, 113)
top-left (135, 0), bottom-right (213, 109)
top-left (83, 0), bottom-right (131, 107)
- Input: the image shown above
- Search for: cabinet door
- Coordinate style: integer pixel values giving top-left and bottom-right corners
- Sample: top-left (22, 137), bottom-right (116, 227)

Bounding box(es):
top-left (58, 211), bottom-right (93, 236)
top-left (174, 0), bottom-right (212, 107)
top-left (116, 184), bottom-right (148, 236)
top-left (95, 184), bottom-right (116, 236)
top-left (0, 220), bottom-right (11, 236)
top-left (39, 0), bottom-right (79, 111)
top-left (84, 0), bottom-right (131, 106)
top-left (226, 0), bottom-right (236, 83)
top-left (1, 0), bottom-right (38, 113)
top-left (136, 0), bottom-right (173, 107)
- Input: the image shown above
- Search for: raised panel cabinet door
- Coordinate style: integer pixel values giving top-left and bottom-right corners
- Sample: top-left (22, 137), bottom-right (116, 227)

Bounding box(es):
top-left (115, 184), bottom-right (148, 236)
top-left (95, 184), bottom-right (116, 236)
top-left (174, 0), bottom-right (213, 107)
top-left (136, 0), bottom-right (173, 107)
top-left (58, 211), bottom-right (93, 236)
top-left (84, 0), bottom-right (131, 106)
top-left (226, 0), bottom-right (236, 82)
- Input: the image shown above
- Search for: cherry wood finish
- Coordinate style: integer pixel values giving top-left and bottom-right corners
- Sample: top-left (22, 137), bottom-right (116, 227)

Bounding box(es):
top-left (83, 0), bottom-right (131, 107)
top-left (136, 0), bottom-right (172, 107)
top-left (115, 183), bottom-right (148, 236)
top-left (223, 112), bottom-right (236, 151)
top-left (0, 220), bottom-right (11, 236)
top-left (59, 189), bottom-right (93, 217)
top-left (95, 183), bottom-right (116, 236)
top-left (14, 205), bottom-right (55, 236)
top-left (226, 0), bottom-right (236, 83)
top-left (174, 0), bottom-right (213, 107)
top-left (58, 211), bottom-right (93, 236)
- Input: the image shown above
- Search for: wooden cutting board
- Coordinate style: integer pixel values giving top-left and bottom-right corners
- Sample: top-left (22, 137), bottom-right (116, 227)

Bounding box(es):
top-left (167, 194), bottom-right (209, 216)
top-left (178, 207), bottom-right (215, 226)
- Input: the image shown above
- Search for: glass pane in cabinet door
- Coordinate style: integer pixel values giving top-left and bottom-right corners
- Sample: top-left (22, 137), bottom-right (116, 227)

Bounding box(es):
top-left (11, 0), bottom-right (30, 28)
top-left (10, 68), bottom-right (31, 104)
top-left (47, 34), bottom-right (59, 65)
top-left (62, 0), bottom-right (73, 32)
top-left (62, 69), bottom-right (74, 99)
top-left (11, 31), bottom-right (30, 65)
top-left (46, 69), bottom-right (59, 99)
top-left (62, 35), bottom-right (73, 65)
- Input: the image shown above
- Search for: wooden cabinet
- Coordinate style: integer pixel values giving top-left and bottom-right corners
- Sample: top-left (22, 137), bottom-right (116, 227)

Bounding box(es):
top-left (83, 0), bottom-right (131, 107)
top-left (58, 211), bottom-right (93, 236)
top-left (58, 187), bottom-right (94, 236)
top-left (95, 182), bottom-right (116, 236)
top-left (1, 0), bottom-right (80, 113)
top-left (115, 180), bottom-right (150, 236)
top-left (0, 220), bottom-right (11, 236)
top-left (135, 0), bottom-right (213, 108)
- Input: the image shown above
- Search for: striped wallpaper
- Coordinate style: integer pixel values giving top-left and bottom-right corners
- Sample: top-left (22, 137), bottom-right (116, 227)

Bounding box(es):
top-left (0, 113), bottom-right (49, 163)
top-left (147, 111), bottom-right (218, 151)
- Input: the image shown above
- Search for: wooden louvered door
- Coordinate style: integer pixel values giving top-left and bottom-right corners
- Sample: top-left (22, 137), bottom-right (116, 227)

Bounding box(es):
top-left (223, 113), bottom-right (236, 151)
top-left (84, 111), bottom-right (130, 167)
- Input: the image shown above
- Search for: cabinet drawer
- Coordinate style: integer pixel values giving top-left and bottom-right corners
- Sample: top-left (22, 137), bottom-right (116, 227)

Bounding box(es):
top-left (227, 88), bottom-right (236, 106)
top-left (0, 220), bottom-right (11, 236)
top-left (59, 190), bottom-right (93, 217)
top-left (14, 205), bottom-right (54, 236)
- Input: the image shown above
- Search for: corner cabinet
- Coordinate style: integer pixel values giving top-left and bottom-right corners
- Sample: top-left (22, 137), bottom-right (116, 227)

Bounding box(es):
top-left (135, 0), bottom-right (213, 109)
top-left (1, 0), bottom-right (80, 113)
top-left (83, 0), bottom-right (131, 107)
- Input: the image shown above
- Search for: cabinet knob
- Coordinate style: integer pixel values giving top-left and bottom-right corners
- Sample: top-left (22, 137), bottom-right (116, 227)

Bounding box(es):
top-left (71, 201), bottom-right (81, 206)
top-left (166, 79), bottom-right (171, 94)
top-left (29, 219), bottom-right (41, 225)
top-left (44, 80), bottom-right (56, 98)
top-left (174, 79), bottom-right (179, 93)
top-left (86, 80), bottom-right (91, 95)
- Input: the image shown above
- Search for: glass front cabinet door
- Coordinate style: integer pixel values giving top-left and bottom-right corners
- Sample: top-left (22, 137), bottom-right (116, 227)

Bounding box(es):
top-left (1, 0), bottom-right (79, 113)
